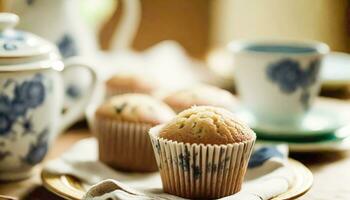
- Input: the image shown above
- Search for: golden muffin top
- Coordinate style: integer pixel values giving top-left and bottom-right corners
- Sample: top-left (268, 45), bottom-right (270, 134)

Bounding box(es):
top-left (106, 73), bottom-right (156, 94)
top-left (163, 85), bottom-right (238, 113)
top-left (96, 94), bottom-right (175, 125)
top-left (159, 106), bottom-right (255, 145)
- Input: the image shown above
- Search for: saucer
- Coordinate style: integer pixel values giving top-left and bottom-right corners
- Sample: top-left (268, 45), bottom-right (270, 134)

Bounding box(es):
top-left (41, 158), bottom-right (313, 200)
top-left (258, 125), bottom-right (350, 152)
top-left (234, 98), bottom-right (350, 139)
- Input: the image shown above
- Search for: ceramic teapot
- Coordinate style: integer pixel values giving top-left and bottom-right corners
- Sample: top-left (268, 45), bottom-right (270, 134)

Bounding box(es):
top-left (0, 13), bottom-right (97, 180)
top-left (3, 0), bottom-right (141, 112)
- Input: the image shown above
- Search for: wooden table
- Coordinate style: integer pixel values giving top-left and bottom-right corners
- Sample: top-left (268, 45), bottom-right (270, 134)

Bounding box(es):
top-left (1, 125), bottom-right (350, 199)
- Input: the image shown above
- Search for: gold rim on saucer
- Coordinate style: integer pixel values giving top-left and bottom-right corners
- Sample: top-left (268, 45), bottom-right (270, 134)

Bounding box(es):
top-left (41, 158), bottom-right (313, 200)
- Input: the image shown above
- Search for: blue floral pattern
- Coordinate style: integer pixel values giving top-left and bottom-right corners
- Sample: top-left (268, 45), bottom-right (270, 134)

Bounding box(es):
top-left (22, 118), bottom-right (34, 133)
top-left (178, 147), bottom-right (190, 171)
top-left (14, 76), bottom-right (45, 108)
top-left (3, 43), bottom-right (17, 51)
top-left (57, 34), bottom-right (78, 58)
top-left (267, 59), bottom-right (302, 93)
top-left (0, 74), bottom-right (48, 165)
top-left (178, 148), bottom-right (202, 180)
top-left (0, 31), bottom-right (25, 52)
top-left (66, 84), bottom-right (81, 99)
top-left (0, 74), bottom-right (45, 136)
top-left (267, 58), bottom-right (321, 109)
top-left (23, 128), bottom-right (49, 165)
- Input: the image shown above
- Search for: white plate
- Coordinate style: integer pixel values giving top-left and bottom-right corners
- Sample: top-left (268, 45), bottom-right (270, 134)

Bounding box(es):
top-left (41, 158), bottom-right (313, 200)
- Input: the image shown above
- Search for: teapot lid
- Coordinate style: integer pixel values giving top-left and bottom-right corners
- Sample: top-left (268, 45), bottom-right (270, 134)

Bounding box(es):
top-left (0, 13), bottom-right (58, 61)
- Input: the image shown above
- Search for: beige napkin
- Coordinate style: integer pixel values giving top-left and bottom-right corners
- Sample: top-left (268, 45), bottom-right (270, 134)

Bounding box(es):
top-left (43, 138), bottom-right (294, 200)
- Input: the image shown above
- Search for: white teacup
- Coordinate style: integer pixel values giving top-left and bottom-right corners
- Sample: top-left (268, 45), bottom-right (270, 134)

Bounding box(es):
top-left (229, 40), bottom-right (329, 126)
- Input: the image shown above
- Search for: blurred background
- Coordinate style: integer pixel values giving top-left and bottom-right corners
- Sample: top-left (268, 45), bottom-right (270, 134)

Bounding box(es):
top-left (82, 0), bottom-right (349, 57)
top-left (1, 0), bottom-right (348, 59)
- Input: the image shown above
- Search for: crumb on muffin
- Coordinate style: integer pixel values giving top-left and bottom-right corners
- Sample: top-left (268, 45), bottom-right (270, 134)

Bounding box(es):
top-left (163, 85), bottom-right (237, 113)
top-left (159, 106), bottom-right (255, 145)
top-left (95, 94), bottom-right (175, 125)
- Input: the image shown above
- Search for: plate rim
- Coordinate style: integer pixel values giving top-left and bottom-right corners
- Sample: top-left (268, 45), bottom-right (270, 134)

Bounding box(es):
top-left (41, 158), bottom-right (313, 200)
top-left (271, 159), bottom-right (313, 200)
top-left (258, 135), bottom-right (350, 153)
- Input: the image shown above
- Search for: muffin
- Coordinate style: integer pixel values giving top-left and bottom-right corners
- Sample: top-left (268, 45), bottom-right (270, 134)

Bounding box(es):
top-left (106, 73), bottom-right (157, 97)
top-left (162, 85), bottom-right (238, 113)
top-left (149, 106), bottom-right (256, 199)
top-left (94, 94), bottom-right (175, 172)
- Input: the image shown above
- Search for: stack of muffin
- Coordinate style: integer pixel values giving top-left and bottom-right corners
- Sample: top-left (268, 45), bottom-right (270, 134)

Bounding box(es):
top-left (93, 73), bottom-right (256, 199)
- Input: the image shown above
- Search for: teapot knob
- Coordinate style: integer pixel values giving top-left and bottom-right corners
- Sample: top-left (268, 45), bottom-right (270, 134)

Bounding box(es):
top-left (0, 13), bottom-right (19, 31)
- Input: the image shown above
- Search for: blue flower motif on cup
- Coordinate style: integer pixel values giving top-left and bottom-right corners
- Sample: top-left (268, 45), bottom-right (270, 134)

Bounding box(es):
top-left (300, 91), bottom-right (311, 110)
top-left (300, 59), bottom-right (321, 88)
top-left (248, 147), bottom-right (283, 168)
top-left (267, 59), bottom-right (303, 93)
top-left (267, 58), bottom-right (321, 110)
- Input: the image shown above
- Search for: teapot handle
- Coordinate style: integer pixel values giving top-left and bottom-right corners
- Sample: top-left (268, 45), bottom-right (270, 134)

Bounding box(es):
top-left (58, 56), bottom-right (98, 133)
top-left (99, 0), bottom-right (141, 51)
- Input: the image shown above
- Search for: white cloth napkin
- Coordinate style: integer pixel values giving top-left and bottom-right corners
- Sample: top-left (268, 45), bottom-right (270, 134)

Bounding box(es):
top-left (43, 138), bottom-right (294, 200)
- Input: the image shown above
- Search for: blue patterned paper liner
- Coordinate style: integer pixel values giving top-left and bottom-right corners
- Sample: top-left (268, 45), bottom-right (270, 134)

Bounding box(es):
top-left (149, 125), bottom-right (256, 199)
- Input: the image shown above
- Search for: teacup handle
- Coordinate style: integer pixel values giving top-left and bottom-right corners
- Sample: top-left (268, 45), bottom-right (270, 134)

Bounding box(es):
top-left (58, 56), bottom-right (98, 134)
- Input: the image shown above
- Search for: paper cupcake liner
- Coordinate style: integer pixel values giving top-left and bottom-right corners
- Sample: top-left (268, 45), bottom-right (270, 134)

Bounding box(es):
top-left (94, 117), bottom-right (158, 172)
top-left (149, 125), bottom-right (256, 199)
